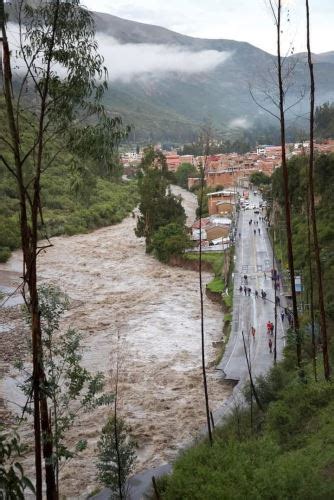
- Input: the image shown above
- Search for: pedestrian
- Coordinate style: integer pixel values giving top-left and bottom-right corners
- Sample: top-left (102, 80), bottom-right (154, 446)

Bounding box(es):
top-left (251, 326), bottom-right (256, 339)
top-left (255, 290), bottom-right (258, 299)
top-left (270, 322), bottom-right (274, 335)
top-left (254, 229), bottom-right (256, 235)
top-left (264, 271), bottom-right (266, 279)
top-left (239, 285), bottom-right (243, 294)
top-left (244, 286), bottom-right (247, 295)
top-left (244, 274), bottom-right (248, 283)
top-left (268, 337), bottom-right (273, 354)
top-left (275, 296), bottom-right (281, 306)
top-left (266, 321), bottom-right (271, 333)
top-left (281, 311), bottom-right (285, 322)
top-left (248, 287), bottom-right (251, 296)
top-left (258, 228), bottom-right (261, 235)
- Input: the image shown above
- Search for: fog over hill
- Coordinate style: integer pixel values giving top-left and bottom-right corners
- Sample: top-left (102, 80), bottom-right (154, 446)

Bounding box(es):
top-left (6, 4), bottom-right (334, 142)
top-left (90, 11), bottom-right (334, 142)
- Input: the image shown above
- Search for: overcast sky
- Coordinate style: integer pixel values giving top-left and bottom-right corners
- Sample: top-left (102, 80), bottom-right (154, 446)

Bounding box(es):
top-left (83, 0), bottom-right (333, 55)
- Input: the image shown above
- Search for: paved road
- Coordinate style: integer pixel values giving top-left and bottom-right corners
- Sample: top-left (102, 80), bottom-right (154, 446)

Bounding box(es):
top-left (218, 191), bottom-right (285, 382)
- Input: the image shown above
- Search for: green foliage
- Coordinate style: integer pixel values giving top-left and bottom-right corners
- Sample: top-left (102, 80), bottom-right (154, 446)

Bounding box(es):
top-left (18, 285), bottom-right (113, 479)
top-left (0, 429), bottom-right (35, 498)
top-left (96, 416), bottom-right (136, 499)
top-left (0, 134), bottom-right (139, 259)
top-left (135, 147), bottom-right (186, 252)
top-left (271, 153), bottom-right (334, 320)
top-left (152, 222), bottom-right (191, 262)
top-left (206, 276), bottom-right (224, 293)
top-left (184, 251), bottom-right (224, 272)
top-left (164, 356), bottom-right (334, 500)
top-left (315, 102), bottom-right (334, 139)
top-left (249, 171), bottom-right (271, 187)
top-left (175, 163), bottom-right (198, 189)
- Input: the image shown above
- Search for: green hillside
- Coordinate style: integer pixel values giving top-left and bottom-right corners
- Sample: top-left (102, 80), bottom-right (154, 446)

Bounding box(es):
top-left (0, 103), bottom-right (139, 262)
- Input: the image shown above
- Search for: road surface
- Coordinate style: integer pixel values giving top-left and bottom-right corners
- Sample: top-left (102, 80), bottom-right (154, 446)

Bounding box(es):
top-left (218, 191), bottom-right (285, 382)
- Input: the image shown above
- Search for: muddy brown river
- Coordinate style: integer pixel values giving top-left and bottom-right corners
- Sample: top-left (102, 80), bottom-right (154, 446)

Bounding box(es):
top-left (0, 186), bottom-right (231, 497)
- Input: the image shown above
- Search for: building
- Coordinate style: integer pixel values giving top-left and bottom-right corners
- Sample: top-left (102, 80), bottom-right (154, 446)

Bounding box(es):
top-left (207, 190), bottom-right (236, 216)
top-left (165, 154), bottom-right (181, 172)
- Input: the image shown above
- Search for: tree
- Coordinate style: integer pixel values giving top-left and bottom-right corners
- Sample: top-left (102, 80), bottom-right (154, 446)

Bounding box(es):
top-left (0, 429), bottom-right (35, 498)
top-left (135, 147), bottom-right (186, 252)
top-left (175, 163), bottom-right (198, 189)
top-left (96, 417), bottom-right (136, 500)
top-left (250, 171), bottom-right (271, 187)
top-left (17, 284), bottom-right (113, 495)
top-left (197, 127), bottom-right (213, 446)
top-left (315, 102), bottom-right (334, 139)
top-left (305, 0), bottom-right (330, 379)
top-left (0, 1), bottom-right (126, 496)
top-left (267, 0), bottom-right (302, 368)
top-left (152, 222), bottom-right (191, 263)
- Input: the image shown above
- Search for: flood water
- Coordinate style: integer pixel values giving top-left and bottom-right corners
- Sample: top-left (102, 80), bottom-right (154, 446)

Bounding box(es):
top-left (0, 186), bottom-right (231, 497)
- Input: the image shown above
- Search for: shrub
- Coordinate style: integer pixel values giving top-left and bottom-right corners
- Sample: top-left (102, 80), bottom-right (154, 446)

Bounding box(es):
top-left (0, 247), bottom-right (11, 263)
top-left (152, 222), bottom-right (191, 263)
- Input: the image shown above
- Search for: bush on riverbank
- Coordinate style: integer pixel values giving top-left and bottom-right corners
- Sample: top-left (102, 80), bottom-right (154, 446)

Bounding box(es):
top-left (152, 223), bottom-right (192, 263)
top-left (159, 350), bottom-right (334, 499)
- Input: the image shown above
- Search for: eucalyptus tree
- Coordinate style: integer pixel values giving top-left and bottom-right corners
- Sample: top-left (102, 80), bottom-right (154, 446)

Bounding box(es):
top-left (264, 0), bottom-right (302, 367)
top-left (0, 1), bottom-right (127, 497)
top-left (305, 0), bottom-right (330, 380)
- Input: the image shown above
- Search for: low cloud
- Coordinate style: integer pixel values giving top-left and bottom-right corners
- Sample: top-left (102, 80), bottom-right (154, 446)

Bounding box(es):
top-left (229, 117), bottom-right (251, 129)
top-left (97, 34), bottom-right (231, 82)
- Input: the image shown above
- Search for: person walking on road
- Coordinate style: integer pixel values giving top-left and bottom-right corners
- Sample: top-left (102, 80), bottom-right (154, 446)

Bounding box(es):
top-left (254, 229), bottom-right (256, 235)
top-left (258, 228), bottom-right (261, 235)
top-left (268, 337), bottom-right (273, 354)
top-left (239, 285), bottom-right (243, 294)
top-left (244, 286), bottom-right (247, 295)
top-left (251, 326), bottom-right (256, 339)
top-left (281, 311), bottom-right (285, 322)
top-left (264, 271), bottom-right (266, 279)
top-left (248, 287), bottom-right (251, 296)
top-left (255, 290), bottom-right (258, 299)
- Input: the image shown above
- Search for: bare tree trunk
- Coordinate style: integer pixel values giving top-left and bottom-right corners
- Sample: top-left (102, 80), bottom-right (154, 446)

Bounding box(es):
top-left (306, 0), bottom-right (330, 380)
top-left (1, 8), bottom-right (43, 497)
top-left (242, 332), bottom-right (263, 412)
top-left (275, 0), bottom-right (301, 366)
top-left (199, 161), bottom-right (213, 445)
top-left (1, 2), bottom-right (57, 496)
top-left (306, 193), bottom-right (317, 381)
top-left (114, 348), bottom-right (123, 500)
top-left (272, 224), bottom-right (278, 364)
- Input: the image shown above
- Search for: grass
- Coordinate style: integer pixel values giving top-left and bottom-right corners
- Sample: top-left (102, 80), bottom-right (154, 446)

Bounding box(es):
top-left (160, 351), bottom-right (334, 499)
top-left (206, 276), bottom-right (224, 293)
top-left (183, 251), bottom-right (224, 269)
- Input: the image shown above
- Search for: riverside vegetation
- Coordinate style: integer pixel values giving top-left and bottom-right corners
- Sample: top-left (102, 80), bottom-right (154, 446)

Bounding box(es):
top-left (0, 101), bottom-right (139, 262)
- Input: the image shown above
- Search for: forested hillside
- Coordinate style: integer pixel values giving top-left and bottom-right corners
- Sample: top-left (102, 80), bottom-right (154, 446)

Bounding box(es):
top-left (0, 102), bottom-right (139, 262)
